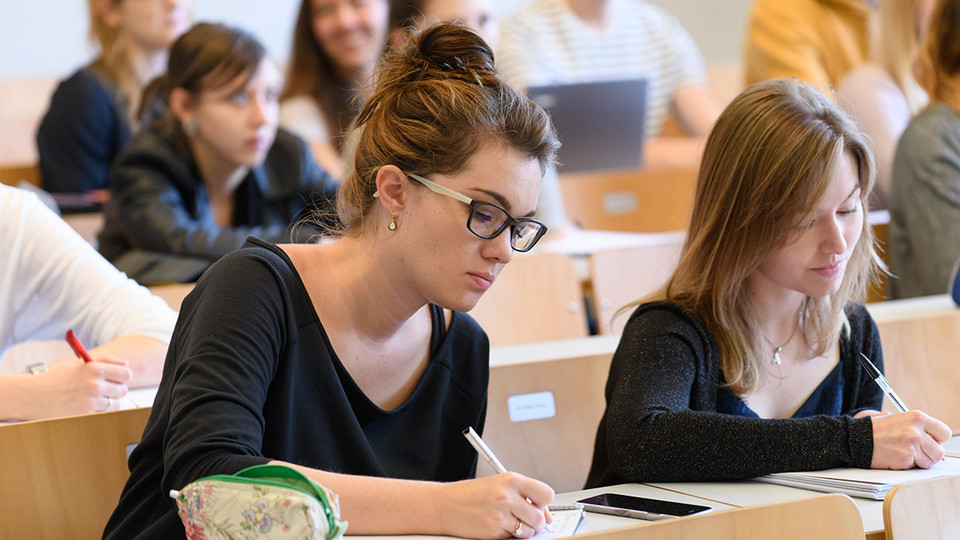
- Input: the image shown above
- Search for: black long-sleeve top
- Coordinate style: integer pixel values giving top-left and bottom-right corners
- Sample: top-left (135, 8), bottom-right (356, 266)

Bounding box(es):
top-left (103, 238), bottom-right (489, 539)
top-left (585, 301), bottom-right (882, 488)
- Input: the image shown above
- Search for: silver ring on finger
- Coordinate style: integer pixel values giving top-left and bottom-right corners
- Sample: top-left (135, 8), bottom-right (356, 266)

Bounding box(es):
top-left (99, 396), bottom-right (113, 412)
top-left (514, 519), bottom-right (524, 537)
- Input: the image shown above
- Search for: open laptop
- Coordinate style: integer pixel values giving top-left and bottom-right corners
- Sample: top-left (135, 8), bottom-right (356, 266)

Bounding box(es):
top-left (527, 78), bottom-right (647, 173)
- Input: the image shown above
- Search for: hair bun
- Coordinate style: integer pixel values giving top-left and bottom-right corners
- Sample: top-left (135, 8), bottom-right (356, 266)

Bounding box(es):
top-left (410, 22), bottom-right (497, 84)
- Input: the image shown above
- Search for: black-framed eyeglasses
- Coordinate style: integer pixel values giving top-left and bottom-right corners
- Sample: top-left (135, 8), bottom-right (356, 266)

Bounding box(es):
top-left (407, 173), bottom-right (548, 252)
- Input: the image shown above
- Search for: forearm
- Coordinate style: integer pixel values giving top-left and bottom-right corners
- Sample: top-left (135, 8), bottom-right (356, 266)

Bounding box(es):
top-left (278, 463), bottom-right (448, 535)
top-left (607, 409), bottom-right (874, 481)
top-left (0, 375), bottom-right (33, 421)
top-left (88, 335), bottom-right (168, 387)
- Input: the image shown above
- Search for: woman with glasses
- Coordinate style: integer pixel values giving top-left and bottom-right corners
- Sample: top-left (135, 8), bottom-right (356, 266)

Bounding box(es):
top-left (104, 22), bottom-right (559, 540)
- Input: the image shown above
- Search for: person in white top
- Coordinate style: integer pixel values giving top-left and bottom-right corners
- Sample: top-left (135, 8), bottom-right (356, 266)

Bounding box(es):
top-left (838, 0), bottom-right (935, 208)
top-left (497, 0), bottom-right (723, 169)
top-left (0, 185), bottom-right (177, 421)
top-left (279, 0), bottom-right (392, 181)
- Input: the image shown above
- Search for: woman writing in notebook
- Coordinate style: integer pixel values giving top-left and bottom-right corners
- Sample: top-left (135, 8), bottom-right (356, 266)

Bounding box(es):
top-left (104, 23), bottom-right (558, 539)
top-left (586, 78), bottom-right (952, 487)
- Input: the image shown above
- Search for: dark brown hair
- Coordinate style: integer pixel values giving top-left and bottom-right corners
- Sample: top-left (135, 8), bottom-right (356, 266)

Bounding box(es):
top-left (917, 0), bottom-right (960, 100)
top-left (335, 22), bottom-right (558, 233)
top-left (140, 22), bottom-right (267, 130)
top-left (281, 0), bottom-right (389, 148)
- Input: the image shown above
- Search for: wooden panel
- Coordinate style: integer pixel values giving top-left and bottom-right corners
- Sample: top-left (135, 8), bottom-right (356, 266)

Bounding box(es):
top-left (482, 336), bottom-right (619, 492)
top-left (0, 407), bottom-right (151, 539)
top-left (589, 235), bottom-right (685, 335)
top-left (875, 309), bottom-right (960, 428)
top-left (575, 493), bottom-right (863, 540)
top-left (0, 163), bottom-right (40, 187)
top-left (558, 167), bottom-right (698, 233)
top-left (148, 282), bottom-right (196, 311)
top-left (883, 474), bottom-right (960, 540)
top-left (469, 252), bottom-right (588, 347)
top-left (868, 212), bottom-right (890, 303)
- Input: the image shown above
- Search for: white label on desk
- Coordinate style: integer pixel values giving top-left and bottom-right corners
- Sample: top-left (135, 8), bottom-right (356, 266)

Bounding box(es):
top-left (603, 192), bottom-right (638, 215)
top-left (508, 391), bottom-right (556, 422)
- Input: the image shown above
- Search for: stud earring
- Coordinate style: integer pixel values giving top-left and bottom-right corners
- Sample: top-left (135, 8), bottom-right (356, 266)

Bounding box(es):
top-left (182, 118), bottom-right (198, 137)
top-left (388, 215), bottom-right (397, 231)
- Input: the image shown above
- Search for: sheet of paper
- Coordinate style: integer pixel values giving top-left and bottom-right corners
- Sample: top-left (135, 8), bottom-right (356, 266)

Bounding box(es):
top-left (758, 457), bottom-right (960, 499)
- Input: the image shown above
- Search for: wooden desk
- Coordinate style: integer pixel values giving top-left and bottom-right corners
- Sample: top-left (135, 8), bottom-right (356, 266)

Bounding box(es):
top-left (644, 481), bottom-right (884, 540)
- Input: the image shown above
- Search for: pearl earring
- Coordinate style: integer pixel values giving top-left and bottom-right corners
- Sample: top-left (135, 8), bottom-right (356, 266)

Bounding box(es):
top-left (182, 118), bottom-right (198, 137)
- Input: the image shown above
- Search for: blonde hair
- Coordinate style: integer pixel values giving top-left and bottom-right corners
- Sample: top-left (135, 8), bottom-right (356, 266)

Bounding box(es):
top-left (646, 79), bottom-right (882, 395)
top-left (916, 0), bottom-right (960, 102)
top-left (87, 0), bottom-right (144, 125)
top-left (875, 0), bottom-right (930, 113)
top-left (333, 22), bottom-right (558, 233)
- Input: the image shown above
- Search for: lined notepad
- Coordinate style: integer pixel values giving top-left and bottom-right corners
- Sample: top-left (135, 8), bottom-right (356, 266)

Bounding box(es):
top-left (531, 504), bottom-right (586, 539)
top-left (757, 457), bottom-right (960, 500)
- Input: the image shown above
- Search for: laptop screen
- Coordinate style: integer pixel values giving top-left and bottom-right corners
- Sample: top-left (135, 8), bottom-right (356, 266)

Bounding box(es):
top-left (527, 78), bottom-right (647, 173)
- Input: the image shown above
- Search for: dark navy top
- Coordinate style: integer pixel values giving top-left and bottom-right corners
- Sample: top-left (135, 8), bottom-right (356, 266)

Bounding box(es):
top-left (716, 362), bottom-right (845, 418)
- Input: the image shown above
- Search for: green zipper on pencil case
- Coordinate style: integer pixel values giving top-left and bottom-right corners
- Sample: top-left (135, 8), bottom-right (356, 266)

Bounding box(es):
top-left (170, 463), bottom-right (348, 539)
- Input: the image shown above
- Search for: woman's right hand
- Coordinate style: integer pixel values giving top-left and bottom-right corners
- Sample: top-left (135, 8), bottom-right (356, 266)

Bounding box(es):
top-left (870, 410), bottom-right (952, 469)
top-left (19, 356), bottom-right (132, 420)
top-left (439, 472), bottom-right (554, 539)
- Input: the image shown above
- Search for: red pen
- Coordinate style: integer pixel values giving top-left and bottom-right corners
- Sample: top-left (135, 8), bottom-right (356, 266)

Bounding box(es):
top-left (65, 330), bottom-right (94, 363)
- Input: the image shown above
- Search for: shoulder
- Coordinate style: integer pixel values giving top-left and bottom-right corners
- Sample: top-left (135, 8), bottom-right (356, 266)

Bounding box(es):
top-left (843, 302), bottom-right (878, 341)
top-left (41, 67), bottom-right (120, 130)
top-left (51, 67), bottom-right (115, 104)
top-left (622, 301), bottom-right (714, 347)
top-left (188, 239), bottom-right (306, 313)
top-left (900, 104), bottom-right (960, 157)
top-left (108, 129), bottom-right (196, 198)
top-left (114, 128), bottom-right (190, 174)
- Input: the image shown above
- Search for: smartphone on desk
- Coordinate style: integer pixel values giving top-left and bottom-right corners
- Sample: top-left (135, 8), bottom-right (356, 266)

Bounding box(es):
top-left (577, 493), bottom-right (712, 521)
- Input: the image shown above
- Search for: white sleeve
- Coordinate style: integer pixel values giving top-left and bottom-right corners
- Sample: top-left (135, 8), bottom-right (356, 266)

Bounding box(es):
top-left (1, 186), bottom-right (177, 350)
top-left (279, 96), bottom-right (332, 144)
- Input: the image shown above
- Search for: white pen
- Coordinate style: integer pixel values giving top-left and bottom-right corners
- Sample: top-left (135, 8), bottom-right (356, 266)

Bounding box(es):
top-left (858, 353), bottom-right (909, 413)
top-left (463, 426), bottom-right (507, 473)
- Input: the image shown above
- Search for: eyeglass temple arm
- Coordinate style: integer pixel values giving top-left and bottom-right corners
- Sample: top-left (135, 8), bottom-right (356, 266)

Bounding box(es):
top-left (407, 173), bottom-right (474, 205)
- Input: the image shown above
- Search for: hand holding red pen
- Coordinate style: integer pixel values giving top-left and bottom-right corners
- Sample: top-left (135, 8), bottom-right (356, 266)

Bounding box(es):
top-left (66, 329), bottom-right (94, 363)
top-left (10, 330), bottom-right (134, 419)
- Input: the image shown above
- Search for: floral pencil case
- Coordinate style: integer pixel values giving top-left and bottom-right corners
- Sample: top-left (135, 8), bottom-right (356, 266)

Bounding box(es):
top-left (169, 464), bottom-right (348, 540)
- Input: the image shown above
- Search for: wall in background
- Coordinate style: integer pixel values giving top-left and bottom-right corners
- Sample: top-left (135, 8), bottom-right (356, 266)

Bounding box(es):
top-left (0, 0), bottom-right (751, 80)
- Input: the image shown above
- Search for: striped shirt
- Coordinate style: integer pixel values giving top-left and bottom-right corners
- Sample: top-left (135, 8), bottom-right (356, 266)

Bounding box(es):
top-left (497, 0), bottom-right (707, 139)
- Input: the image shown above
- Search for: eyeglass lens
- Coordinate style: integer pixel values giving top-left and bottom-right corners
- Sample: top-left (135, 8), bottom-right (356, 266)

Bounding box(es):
top-left (468, 202), bottom-right (544, 251)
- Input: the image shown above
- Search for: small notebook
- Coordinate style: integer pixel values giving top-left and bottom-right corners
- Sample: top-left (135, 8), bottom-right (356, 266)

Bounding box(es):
top-left (531, 504), bottom-right (586, 539)
top-left (944, 435), bottom-right (960, 458)
top-left (757, 456), bottom-right (960, 500)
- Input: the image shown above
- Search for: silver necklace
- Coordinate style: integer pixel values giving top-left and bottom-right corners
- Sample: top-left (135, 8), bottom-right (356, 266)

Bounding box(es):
top-left (761, 313), bottom-right (801, 365)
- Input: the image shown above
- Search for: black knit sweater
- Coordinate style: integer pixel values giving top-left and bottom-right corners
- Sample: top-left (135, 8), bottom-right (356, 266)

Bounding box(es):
top-left (586, 301), bottom-right (882, 488)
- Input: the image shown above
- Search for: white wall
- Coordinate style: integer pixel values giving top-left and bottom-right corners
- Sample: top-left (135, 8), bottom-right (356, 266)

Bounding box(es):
top-left (0, 0), bottom-right (750, 80)
top-left (0, 0), bottom-right (303, 79)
